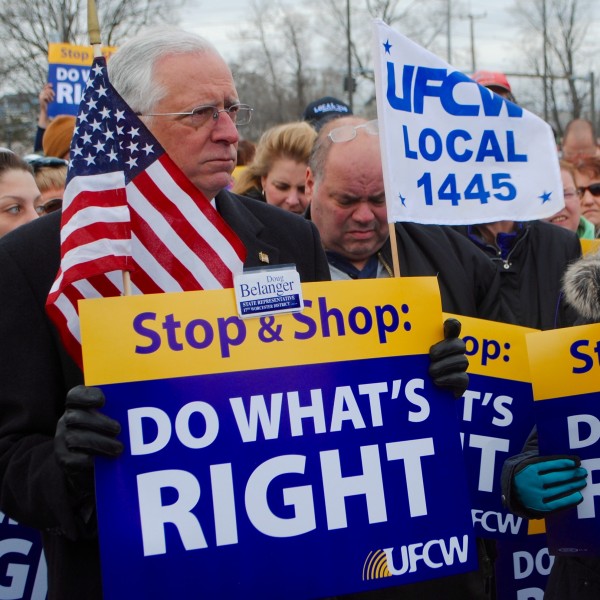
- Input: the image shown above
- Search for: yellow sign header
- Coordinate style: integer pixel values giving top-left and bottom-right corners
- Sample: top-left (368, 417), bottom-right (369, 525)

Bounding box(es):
top-left (81, 278), bottom-right (443, 385)
top-left (445, 313), bottom-right (537, 382)
top-left (48, 42), bottom-right (117, 66)
top-left (527, 322), bottom-right (600, 400)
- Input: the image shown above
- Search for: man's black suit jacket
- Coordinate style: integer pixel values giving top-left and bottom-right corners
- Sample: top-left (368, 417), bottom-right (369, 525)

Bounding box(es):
top-left (0, 190), bottom-right (330, 599)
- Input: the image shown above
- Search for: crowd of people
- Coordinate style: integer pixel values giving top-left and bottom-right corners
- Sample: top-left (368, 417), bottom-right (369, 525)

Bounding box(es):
top-left (0, 24), bottom-right (599, 600)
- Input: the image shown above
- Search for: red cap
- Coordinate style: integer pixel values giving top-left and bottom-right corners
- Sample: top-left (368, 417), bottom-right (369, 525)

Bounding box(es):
top-left (471, 70), bottom-right (512, 93)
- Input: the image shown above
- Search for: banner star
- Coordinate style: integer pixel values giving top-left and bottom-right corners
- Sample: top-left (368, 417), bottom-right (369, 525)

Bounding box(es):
top-left (383, 40), bottom-right (392, 54)
top-left (539, 191), bottom-right (552, 203)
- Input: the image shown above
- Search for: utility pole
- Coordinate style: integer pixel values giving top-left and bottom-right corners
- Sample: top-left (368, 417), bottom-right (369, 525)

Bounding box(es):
top-left (460, 12), bottom-right (486, 73)
top-left (591, 72), bottom-right (596, 132)
top-left (447, 0), bottom-right (452, 63)
top-left (346, 0), bottom-right (353, 111)
top-left (542, 0), bottom-right (549, 122)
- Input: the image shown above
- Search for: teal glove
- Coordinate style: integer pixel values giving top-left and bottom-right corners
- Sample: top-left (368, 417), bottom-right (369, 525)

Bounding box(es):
top-left (514, 455), bottom-right (588, 515)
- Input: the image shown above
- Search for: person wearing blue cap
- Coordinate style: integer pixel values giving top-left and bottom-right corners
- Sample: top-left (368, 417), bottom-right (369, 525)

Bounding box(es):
top-left (302, 96), bottom-right (353, 131)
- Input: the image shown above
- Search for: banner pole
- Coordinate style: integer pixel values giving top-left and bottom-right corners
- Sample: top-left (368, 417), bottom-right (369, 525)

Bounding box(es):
top-left (88, 0), bottom-right (102, 56)
top-left (388, 223), bottom-right (401, 277)
top-left (88, 0), bottom-right (132, 295)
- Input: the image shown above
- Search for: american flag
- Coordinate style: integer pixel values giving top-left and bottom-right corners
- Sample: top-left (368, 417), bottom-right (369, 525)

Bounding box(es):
top-left (46, 57), bottom-right (247, 367)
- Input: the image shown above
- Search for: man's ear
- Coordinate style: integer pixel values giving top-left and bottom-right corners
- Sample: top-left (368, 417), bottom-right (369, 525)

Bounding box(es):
top-left (305, 166), bottom-right (315, 203)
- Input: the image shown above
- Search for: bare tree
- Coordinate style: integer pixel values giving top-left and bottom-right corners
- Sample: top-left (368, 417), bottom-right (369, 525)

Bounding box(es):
top-left (230, 0), bottom-right (457, 138)
top-left (513, 0), bottom-right (599, 134)
top-left (230, 0), bottom-right (323, 138)
top-left (316, 0), bottom-right (461, 109)
top-left (0, 0), bottom-right (184, 95)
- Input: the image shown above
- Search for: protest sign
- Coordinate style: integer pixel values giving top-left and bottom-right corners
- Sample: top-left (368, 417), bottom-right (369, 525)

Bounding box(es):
top-left (581, 238), bottom-right (600, 256)
top-left (0, 512), bottom-right (47, 600)
top-left (450, 315), bottom-right (537, 539)
top-left (495, 535), bottom-right (552, 600)
top-left (372, 20), bottom-right (562, 225)
top-left (80, 279), bottom-right (477, 599)
top-left (527, 322), bottom-right (600, 555)
top-left (47, 43), bottom-right (117, 118)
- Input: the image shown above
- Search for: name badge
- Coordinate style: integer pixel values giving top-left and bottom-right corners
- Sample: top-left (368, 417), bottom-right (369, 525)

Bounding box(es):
top-left (234, 265), bottom-right (304, 319)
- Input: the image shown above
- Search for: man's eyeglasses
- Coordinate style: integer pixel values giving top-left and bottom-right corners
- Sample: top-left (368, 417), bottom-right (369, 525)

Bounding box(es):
top-left (328, 119), bottom-right (378, 143)
top-left (577, 183), bottom-right (600, 197)
top-left (139, 103), bottom-right (253, 128)
top-left (35, 198), bottom-right (63, 216)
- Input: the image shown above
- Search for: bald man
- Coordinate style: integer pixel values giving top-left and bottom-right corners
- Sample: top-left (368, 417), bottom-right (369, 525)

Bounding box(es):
top-left (562, 118), bottom-right (600, 162)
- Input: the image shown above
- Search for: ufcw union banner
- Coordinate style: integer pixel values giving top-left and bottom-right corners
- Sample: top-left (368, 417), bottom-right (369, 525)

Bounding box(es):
top-left (372, 20), bottom-right (562, 225)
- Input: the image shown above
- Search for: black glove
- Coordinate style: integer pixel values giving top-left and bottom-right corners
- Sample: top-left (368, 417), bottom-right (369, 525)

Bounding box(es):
top-left (428, 317), bottom-right (469, 398)
top-left (55, 385), bottom-right (124, 490)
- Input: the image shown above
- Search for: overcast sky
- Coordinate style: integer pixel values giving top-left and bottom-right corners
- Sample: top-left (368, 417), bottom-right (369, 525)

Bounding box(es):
top-left (183, 0), bottom-right (518, 73)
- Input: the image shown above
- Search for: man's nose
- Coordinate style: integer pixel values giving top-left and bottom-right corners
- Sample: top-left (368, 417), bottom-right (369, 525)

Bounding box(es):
top-left (352, 201), bottom-right (376, 222)
top-left (211, 111), bottom-right (239, 144)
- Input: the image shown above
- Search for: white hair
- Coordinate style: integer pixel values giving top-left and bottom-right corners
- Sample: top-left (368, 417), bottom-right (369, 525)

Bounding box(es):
top-left (108, 26), bottom-right (223, 114)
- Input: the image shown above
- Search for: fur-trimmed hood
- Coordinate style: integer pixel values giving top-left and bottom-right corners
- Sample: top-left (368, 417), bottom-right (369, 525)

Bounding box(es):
top-left (563, 250), bottom-right (600, 322)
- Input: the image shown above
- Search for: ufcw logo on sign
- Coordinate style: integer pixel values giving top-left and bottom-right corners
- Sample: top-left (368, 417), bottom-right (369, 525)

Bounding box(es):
top-left (363, 549), bottom-right (393, 580)
top-left (363, 535), bottom-right (470, 579)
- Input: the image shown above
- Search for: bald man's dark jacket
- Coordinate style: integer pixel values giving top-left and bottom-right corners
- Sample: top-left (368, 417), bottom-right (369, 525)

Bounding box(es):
top-left (0, 191), bottom-right (329, 599)
top-left (380, 223), bottom-right (503, 321)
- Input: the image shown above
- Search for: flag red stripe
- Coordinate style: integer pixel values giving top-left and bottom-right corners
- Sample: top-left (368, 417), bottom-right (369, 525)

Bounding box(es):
top-left (62, 187), bottom-right (128, 225)
top-left (59, 256), bottom-right (130, 291)
top-left (129, 204), bottom-right (202, 289)
top-left (133, 169), bottom-right (233, 287)
top-left (163, 155), bottom-right (246, 260)
top-left (128, 260), bottom-right (163, 295)
top-left (46, 302), bottom-right (83, 369)
top-left (61, 221), bottom-right (131, 256)
top-left (87, 273), bottom-right (123, 298)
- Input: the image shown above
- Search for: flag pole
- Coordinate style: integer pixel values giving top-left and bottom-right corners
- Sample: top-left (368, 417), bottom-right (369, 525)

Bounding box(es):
top-left (87, 0), bottom-right (102, 57)
top-left (388, 223), bottom-right (401, 277)
top-left (88, 0), bottom-right (132, 296)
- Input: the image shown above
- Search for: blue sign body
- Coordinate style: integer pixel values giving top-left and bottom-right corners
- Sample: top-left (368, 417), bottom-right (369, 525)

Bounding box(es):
top-left (535, 391), bottom-right (600, 555)
top-left (0, 514), bottom-right (47, 600)
top-left (495, 535), bottom-right (552, 599)
top-left (47, 63), bottom-right (87, 118)
top-left (95, 355), bottom-right (477, 599)
top-left (458, 374), bottom-right (535, 539)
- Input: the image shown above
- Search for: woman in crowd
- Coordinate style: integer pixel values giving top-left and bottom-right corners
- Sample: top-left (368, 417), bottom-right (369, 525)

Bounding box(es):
top-left (28, 156), bottom-right (68, 216)
top-left (0, 151), bottom-right (41, 237)
top-left (543, 160), bottom-right (596, 239)
top-left (233, 121), bottom-right (316, 215)
top-left (575, 156), bottom-right (600, 237)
